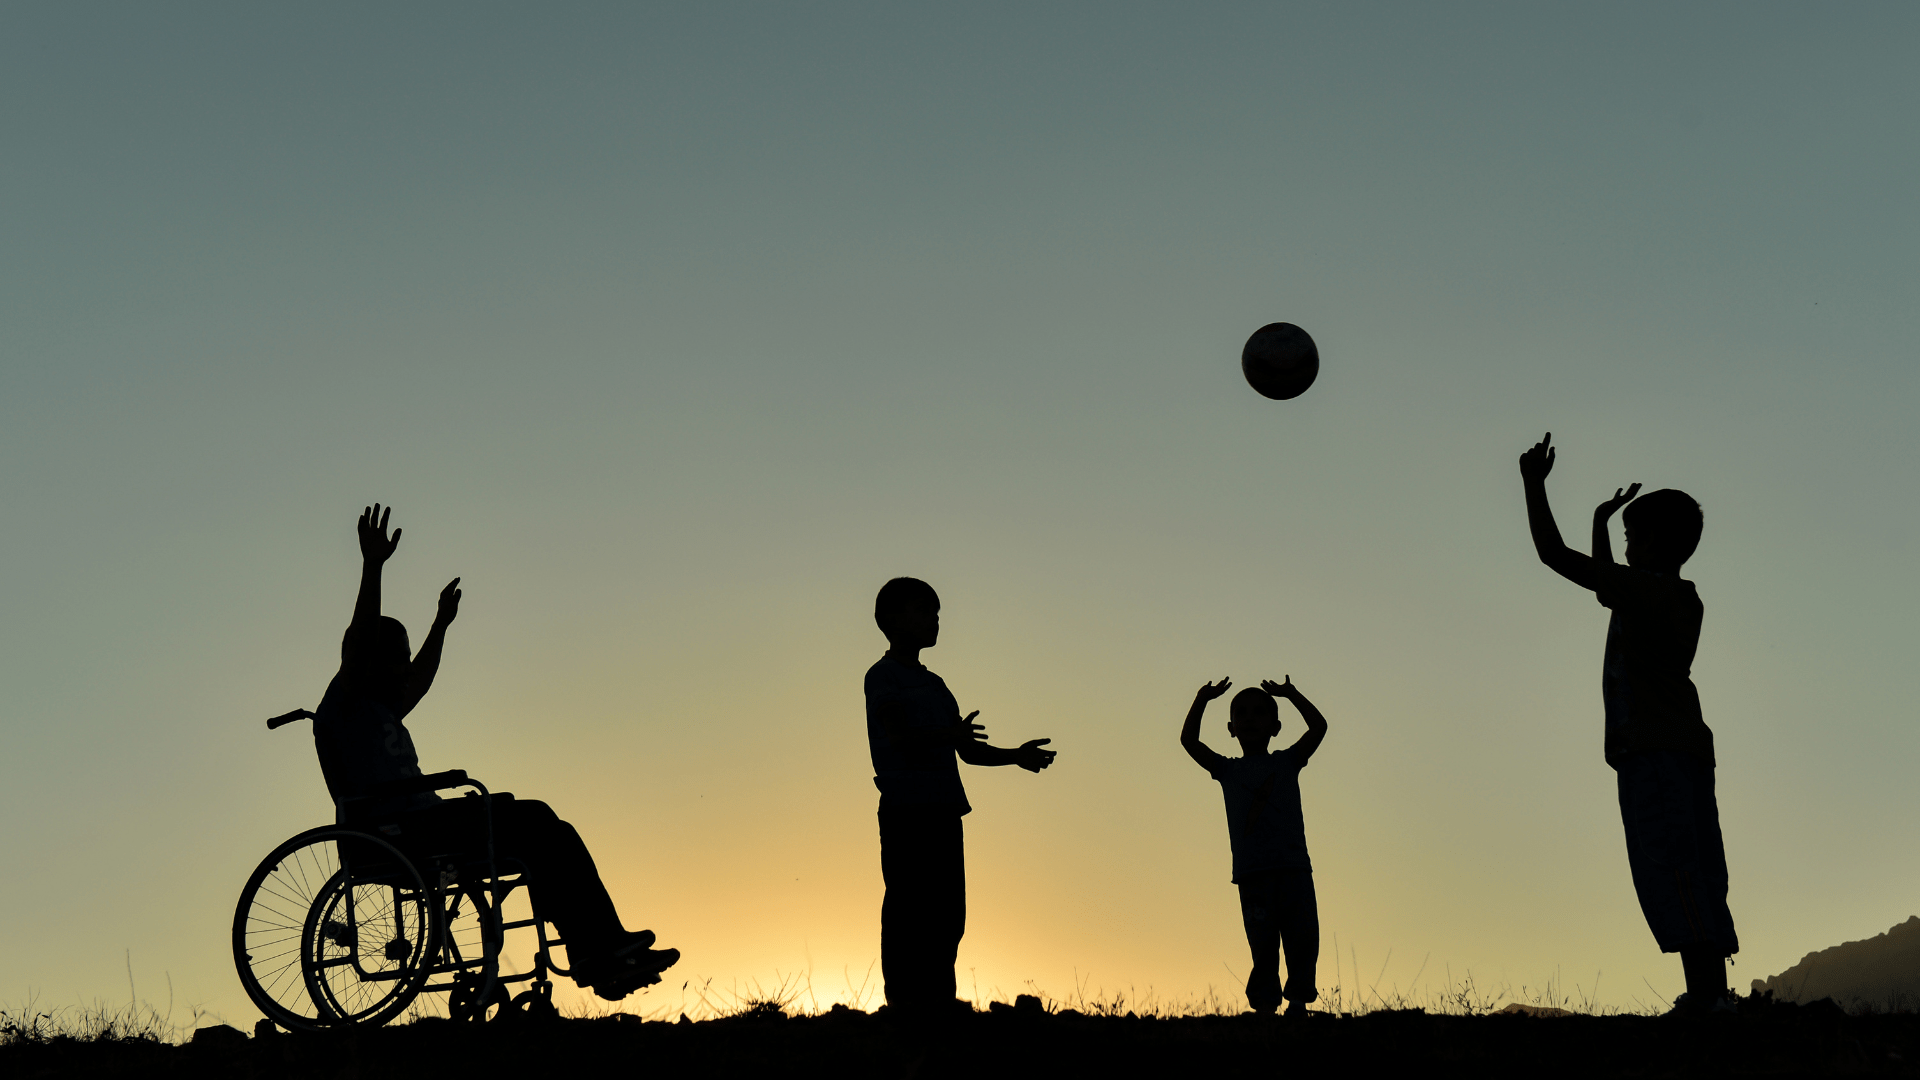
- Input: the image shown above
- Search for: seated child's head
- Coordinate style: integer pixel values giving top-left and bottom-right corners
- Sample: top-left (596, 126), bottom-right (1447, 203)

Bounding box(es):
top-left (346, 616), bottom-right (414, 691)
top-left (1227, 687), bottom-right (1281, 750)
top-left (874, 577), bottom-right (941, 649)
top-left (1622, 489), bottom-right (1703, 570)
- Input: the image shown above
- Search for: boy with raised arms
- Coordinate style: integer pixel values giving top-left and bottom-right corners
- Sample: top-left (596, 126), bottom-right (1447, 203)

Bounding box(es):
top-left (1181, 675), bottom-right (1328, 1016)
top-left (1518, 433), bottom-right (1738, 1012)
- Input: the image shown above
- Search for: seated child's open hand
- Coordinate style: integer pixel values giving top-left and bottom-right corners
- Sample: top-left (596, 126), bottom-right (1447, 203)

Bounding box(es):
top-left (1195, 677), bottom-right (1232, 702)
top-left (1015, 738), bottom-right (1056, 773)
top-left (1262, 676), bottom-right (1299, 701)
top-left (436, 577), bottom-right (463, 625)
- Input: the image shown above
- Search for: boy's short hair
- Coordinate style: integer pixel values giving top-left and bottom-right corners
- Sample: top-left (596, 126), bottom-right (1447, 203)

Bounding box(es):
top-left (1229, 687), bottom-right (1280, 737)
top-left (874, 577), bottom-right (940, 638)
top-left (1624, 489), bottom-right (1704, 566)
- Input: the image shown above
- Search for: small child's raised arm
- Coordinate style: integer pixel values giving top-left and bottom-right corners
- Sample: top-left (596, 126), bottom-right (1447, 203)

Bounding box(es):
top-left (1180, 677), bottom-right (1232, 770)
top-left (1263, 677), bottom-right (1327, 762)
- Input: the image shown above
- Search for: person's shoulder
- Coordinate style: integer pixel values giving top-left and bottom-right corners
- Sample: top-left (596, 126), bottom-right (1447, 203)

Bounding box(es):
top-left (865, 655), bottom-right (926, 693)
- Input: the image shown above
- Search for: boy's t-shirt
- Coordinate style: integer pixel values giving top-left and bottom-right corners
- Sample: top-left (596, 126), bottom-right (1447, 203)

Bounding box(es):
top-left (312, 624), bottom-right (438, 816)
top-left (1596, 565), bottom-right (1714, 767)
top-left (864, 656), bottom-right (971, 816)
top-left (1189, 744), bottom-right (1311, 882)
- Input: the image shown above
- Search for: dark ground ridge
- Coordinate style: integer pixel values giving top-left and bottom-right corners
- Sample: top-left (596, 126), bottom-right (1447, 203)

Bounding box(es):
top-left (4, 997), bottom-right (1916, 1078)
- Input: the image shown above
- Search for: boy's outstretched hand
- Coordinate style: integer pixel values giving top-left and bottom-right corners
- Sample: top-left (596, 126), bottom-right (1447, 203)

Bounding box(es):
top-left (1195, 677), bottom-right (1232, 702)
top-left (1518, 433), bottom-right (1556, 482)
top-left (1595, 483), bottom-right (1642, 518)
top-left (1014, 738), bottom-right (1055, 773)
top-left (436, 577), bottom-right (463, 625)
top-left (358, 504), bottom-right (402, 563)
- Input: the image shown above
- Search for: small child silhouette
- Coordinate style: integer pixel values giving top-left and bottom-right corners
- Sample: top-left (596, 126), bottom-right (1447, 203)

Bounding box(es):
top-left (1518, 433), bottom-right (1738, 1012)
top-left (1181, 675), bottom-right (1328, 1016)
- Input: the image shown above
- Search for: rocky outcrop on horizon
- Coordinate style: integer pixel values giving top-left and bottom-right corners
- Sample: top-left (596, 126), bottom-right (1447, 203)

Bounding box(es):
top-left (1752, 916), bottom-right (1920, 1011)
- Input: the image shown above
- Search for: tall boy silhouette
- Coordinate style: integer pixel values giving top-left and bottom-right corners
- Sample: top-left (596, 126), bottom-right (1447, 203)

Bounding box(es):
top-left (1518, 434), bottom-right (1738, 1011)
top-left (864, 577), bottom-right (1056, 1018)
top-left (1181, 676), bottom-right (1327, 1015)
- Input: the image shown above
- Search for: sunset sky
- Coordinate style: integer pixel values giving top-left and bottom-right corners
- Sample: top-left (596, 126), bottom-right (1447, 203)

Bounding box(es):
top-left (3, 2), bottom-right (1917, 1024)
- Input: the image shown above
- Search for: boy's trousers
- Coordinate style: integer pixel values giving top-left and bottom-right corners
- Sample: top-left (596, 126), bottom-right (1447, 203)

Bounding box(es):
top-left (1615, 750), bottom-right (1739, 956)
top-left (878, 805), bottom-right (966, 1014)
top-left (1238, 869), bottom-right (1319, 1011)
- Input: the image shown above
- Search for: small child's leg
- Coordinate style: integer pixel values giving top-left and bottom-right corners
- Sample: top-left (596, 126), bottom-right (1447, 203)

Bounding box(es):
top-left (1238, 875), bottom-right (1283, 1014)
top-left (1277, 870), bottom-right (1320, 1009)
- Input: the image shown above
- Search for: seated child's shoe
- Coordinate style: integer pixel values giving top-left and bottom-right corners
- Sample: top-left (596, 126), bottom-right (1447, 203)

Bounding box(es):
top-left (575, 934), bottom-right (679, 1001)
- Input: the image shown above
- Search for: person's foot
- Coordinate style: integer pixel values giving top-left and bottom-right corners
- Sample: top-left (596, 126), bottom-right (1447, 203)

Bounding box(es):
top-left (1283, 999), bottom-right (1314, 1018)
top-left (575, 932), bottom-right (678, 1002)
top-left (1665, 991), bottom-right (1736, 1016)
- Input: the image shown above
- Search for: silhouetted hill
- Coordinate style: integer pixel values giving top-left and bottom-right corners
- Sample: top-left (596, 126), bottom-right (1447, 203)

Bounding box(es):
top-left (1753, 916), bottom-right (1920, 1011)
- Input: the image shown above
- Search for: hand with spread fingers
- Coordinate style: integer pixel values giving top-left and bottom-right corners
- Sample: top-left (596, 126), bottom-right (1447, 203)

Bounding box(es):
top-left (1261, 676), bottom-right (1300, 701)
top-left (1195, 677), bottom-right (1233, 703)
top-left (358, 503), bottom-right (402, 564)
top-left (1595, 483), bottom-right (1642, 520)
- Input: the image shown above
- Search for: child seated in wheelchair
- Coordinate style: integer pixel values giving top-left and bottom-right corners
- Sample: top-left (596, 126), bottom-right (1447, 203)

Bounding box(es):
top-left (310, 504), bottom-right (678, 1001)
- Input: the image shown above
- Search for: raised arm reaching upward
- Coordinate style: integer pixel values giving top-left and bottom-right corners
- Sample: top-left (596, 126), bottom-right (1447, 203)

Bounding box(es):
top-left (353, 504), bottom-right (402, 629)
top-left (1180, 677), bottom-right (1233, 769)
top-left (400, 577), bottom-right (462, 708)
top-left (1592, 482), bottom-right (1641, 565)
top-left (1264, 677), bottom-right (1327, 762)
top-left (1519, 433), bottom-right (1608, 592)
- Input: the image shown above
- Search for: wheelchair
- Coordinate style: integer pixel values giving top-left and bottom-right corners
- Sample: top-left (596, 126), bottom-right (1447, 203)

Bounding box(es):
top-left (233, 710), bottom-right (571, 1031)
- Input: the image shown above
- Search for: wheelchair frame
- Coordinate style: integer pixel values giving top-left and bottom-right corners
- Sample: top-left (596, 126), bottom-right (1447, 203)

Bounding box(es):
top-left (233, 711), bottom-right (573, 1030)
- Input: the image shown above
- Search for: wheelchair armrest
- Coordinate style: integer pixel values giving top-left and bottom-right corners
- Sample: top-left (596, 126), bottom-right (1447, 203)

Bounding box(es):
top-left (350, 769), bottom-right (475, 802)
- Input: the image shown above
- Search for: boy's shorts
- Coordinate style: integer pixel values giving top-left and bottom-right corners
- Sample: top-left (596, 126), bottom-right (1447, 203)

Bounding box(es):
top-left (1616, 751), bottom-right (1739, 956)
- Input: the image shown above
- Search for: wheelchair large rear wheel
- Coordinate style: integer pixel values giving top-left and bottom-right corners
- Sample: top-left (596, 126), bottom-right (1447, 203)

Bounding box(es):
top-left (234, 827), bottom-right (434, 1030)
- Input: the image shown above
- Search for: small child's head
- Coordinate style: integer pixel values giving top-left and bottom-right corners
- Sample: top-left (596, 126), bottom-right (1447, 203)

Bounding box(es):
top-left (1622, 489), bottom-right (1703, 571)
top-left (874, 577), bottom-right (941, 649)
top-left (1226, 687), bottom-right (1281, 750)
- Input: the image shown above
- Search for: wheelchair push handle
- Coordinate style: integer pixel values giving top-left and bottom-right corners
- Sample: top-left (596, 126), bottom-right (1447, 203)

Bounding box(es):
top-left (267, 709), bottom-right (317, 730)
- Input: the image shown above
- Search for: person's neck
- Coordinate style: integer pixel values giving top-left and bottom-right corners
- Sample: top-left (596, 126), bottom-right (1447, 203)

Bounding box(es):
top-left (1240, 743), bottom-right (1271, 758)
top-left (885, 644), bottom-right (924, 669)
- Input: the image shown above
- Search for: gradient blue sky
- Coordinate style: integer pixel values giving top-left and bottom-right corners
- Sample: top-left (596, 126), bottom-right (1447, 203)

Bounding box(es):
top-left (2, 2), bottom-right (1916, 1023)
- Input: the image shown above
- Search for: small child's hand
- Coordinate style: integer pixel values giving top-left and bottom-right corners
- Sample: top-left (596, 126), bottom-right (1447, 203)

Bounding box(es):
top-left (436, 577), bottom-right (463, 625)
top-left (1262, 676), bottom-right (1299, 700)
top-left (1518, 433), bottom-right (1556, 482)
top-left (1195, 677), bottom-right (1232, 702)
top-left (1014, 738), bottom-right (1056, 773)
top-left (1594, 483), bottom-right (1641, 519)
